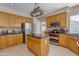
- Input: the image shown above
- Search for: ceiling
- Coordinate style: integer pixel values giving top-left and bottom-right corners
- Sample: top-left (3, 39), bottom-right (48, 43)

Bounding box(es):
top-left (0, 3), bottom-right (79, 17)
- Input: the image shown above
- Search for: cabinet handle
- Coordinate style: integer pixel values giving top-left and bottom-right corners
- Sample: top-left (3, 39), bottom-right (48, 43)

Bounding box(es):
top-left (77, 40), bottom-right (79, 47)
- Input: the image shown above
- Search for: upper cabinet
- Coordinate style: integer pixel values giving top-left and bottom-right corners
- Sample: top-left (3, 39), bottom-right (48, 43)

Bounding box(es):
top-left (46, 16), bottom-right (52, 28)
top-left (46, 12), bottom-right (69, 28)
top-left (0, 11), bottom-right (32, 28)
top-left (59, 12), bottom-right (67, 27)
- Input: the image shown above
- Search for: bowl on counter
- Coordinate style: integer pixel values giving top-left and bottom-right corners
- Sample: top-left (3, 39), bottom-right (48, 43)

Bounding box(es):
top-left (77, 40), bottom-right (79, 47)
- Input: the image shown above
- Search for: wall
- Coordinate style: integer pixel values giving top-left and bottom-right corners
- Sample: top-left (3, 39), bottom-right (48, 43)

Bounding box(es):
top-left (70, 5), bottom-right (79, 16)
top-left (46, 6), bottom-right (69, 17)
top-left (32, 17), bottom-right (41, 35)
top-left (32, 17), bottom-right (46, 35)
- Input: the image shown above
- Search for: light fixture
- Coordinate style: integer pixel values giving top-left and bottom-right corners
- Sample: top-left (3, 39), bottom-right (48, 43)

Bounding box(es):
top-left (9, 3), bottom-right (15, 7)
top-left (31, 3), bottom-right (43, 17)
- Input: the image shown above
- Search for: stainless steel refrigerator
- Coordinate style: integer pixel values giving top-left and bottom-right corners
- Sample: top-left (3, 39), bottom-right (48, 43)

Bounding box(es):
top-left (22, 23), bottom-right (32, 43)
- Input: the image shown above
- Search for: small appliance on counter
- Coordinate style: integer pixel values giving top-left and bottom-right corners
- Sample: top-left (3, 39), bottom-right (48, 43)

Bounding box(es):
top-left (77, 40), bottom-right (79, 47)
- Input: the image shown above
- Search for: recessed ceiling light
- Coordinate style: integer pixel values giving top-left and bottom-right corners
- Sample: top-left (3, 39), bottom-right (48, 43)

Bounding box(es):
top-left (9, 3), bottom-right (15, 7)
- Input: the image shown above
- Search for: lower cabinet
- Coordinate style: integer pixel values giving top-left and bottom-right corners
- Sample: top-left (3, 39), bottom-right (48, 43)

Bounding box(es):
top-left (59, 34), bottom-right (66, 47)
top-left (59, 34), bottom-right (79, 55)
top-left (68, 36), bottom-right (79, 54)
top-left (0, 36), bottom-right (6, 48)
top-left (0, 34), bottom-right (23, 49)
top-left (59, 34), bottom-right (69, 48)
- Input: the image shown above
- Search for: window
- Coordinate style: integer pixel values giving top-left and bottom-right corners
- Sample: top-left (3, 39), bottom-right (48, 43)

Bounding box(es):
top-left (70, 15), bottom-right (79, 34)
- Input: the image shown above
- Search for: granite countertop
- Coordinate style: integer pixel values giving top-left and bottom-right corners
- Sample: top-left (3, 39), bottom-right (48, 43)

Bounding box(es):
top-left (65, 33), bottom-right (79, 37)
top-left (0, 33), bottom-right (22, 36)
top-left (28, 34), bottom-right (48, 38)
top-left (59, 33), bottom-right (79, 41)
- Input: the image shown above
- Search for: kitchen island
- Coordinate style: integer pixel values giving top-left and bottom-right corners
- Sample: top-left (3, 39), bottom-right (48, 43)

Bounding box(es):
top-left (27, 34), bottom-right (49, 56)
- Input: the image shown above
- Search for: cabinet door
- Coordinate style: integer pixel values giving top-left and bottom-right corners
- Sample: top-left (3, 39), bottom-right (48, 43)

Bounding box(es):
top-left (31, 39), bottom-right (41, 55)
top-left (51, 16), bottom-right (56, 23)
top-left (23, 17), bottom-right (28, 23)
top-left (2, 36), bottom-right (9, 48)
top-left (41, 38), bottom-right (49, 55)
top-left (68, 37), bottom-right (73, 50)
top-left (11, 15), bottom-right (16, 27)
top-left (0, 12), bottom-right (3, 27)
top-left (46, 17), bottom-right (49, 28)
top-left (19, 34), bottom-right (23, 43)
top-left (68, 36), bottom-right (75, 51)
top-left (0, 12), bottom-right (6, 27)
top-left (65, 35), bottom-right (69, 48)
top-left (14, 16), bottom-right (21, 27)
top-left (59, 34), bottom-right (66, 47)
top-left (0, 36), bottom-right (3, 48)
top-left (0, 36), bottom-right (11, 48)
top-left (68, 36), bottom-right (79, 54)
top-left (16, 34), bottom-right (23, 44)
top-left (72, 39), bottom-right (79, 54)
top-left (46, 16), bottom-right (52, 28)
top-left (27, 36), bottom-right (32, 50)
top-left (27, 18), bottom-right (32, 23)
top-left (60, 12), bottom-right (67, 27)
top-left (7, 35), bottom-right (14, 46)
top-left (70, 37), bottom-right (79, 54)
top-left (53, 14), bottom-right (59, 22)
top-left (1, 36), bottom-right (5, 48)
top-left (6, 14), bottom-right (14, 27)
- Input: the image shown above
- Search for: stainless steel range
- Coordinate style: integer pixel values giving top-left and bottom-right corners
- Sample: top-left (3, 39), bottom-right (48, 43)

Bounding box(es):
top-left (48, 28), bottom-right (66, 45)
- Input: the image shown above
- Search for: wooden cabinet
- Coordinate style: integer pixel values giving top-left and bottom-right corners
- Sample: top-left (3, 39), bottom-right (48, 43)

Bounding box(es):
top-left (24, 17), bottom-right (32, 23)
top-left (7, 35), bottom-right (17, 46)
top-left (59, 34), bottom-right (69, 48)
top-left (0, 34), bottom-right (23, 49)
top-left (59, 34), bottom-right (79, 55)
top-left (68, 36), bottom-right (73, 50)
top-left (46, 12), bottom-right (68, 28)
top-left (0, 36), bottom-right (2, 48)
top-left (0, 36), bottom-right (5, 48)
top-left (27, 35), bottom-right (49, 56)
top-left (46, 16), bottom-right (52, 28)
top-left (27, 36), bottom-right (41, 55)
top-left (59, 34), bottom-right (66, 47)
top-left (7, 35), bottom-right (14, 46)
top-left (0, 11), bottom-right (32, 28)
top-left (41, 38), bottom-right (49, 55)
top-left (53, 14), bottom-right (59, 22)
top-left (0, 35), bottom-right (10, 48)
top-left (8, 34), bottom-right (23, 46)
top-left (27, 36), bottom-right (32, 50)
top-left (59, 12), bottom-right (67, 27)
top-left (16, 34), bottom-right (23, 44)
top-left (68, 36), bottom-right (79, 54)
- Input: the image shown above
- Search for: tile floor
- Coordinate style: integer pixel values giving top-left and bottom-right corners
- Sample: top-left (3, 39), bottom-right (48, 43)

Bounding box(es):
top-left (0, 44), bottom-right (77, 56)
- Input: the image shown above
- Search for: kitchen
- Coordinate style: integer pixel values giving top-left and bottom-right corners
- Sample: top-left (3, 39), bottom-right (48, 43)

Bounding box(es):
top-left (0, 3), bottom-right (79, 56)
